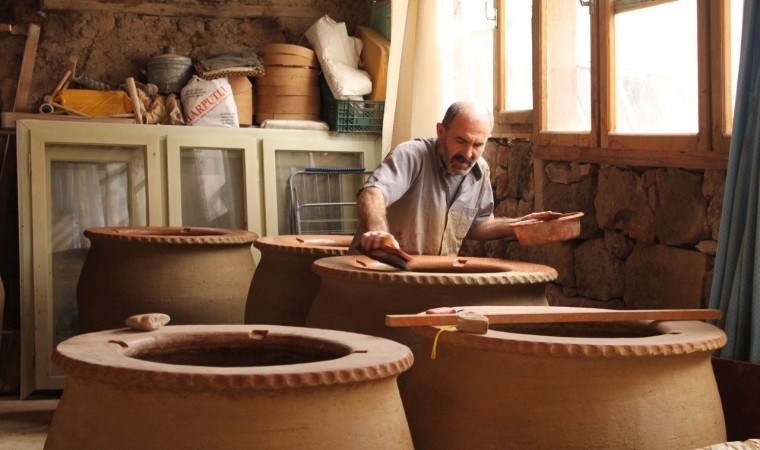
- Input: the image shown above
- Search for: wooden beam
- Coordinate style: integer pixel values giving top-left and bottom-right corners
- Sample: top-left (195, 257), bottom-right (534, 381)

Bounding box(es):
top-left (12, 23), bottom-right (41, 113)
top-left (40, 0), bottom-right (318, 18)
top-left (535, 144), bottom-right (729, 170)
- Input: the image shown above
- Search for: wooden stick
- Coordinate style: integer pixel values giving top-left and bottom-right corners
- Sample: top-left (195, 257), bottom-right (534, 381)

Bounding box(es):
top-left (125, 77), bottom-right (143, 124)
top-left (46, 69), bottom-right (73, 102)
top-left (12, 23), bottom-right (40, 112)
top-left (49, 102), bottom-right (90, 117)
top-left (385, 309), bottom-right (723, 327)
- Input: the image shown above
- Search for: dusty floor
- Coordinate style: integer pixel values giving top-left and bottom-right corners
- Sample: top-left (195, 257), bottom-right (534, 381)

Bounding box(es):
top-left (0, 393), bottom-right (59, 450)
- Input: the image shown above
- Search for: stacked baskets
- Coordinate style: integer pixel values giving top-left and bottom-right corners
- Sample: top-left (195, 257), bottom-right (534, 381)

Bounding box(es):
top-left (255, 44), bottom-right (321, 124)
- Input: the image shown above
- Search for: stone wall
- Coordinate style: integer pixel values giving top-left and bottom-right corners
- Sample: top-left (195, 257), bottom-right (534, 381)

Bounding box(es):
top-left (462, 139), bottom-right (726, 311)
top-left (1, 0), bottom-right (368, 112)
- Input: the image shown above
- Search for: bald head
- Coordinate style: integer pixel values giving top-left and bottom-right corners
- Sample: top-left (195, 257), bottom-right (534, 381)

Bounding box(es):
top-left (441, 102), bottom-right (494, 132)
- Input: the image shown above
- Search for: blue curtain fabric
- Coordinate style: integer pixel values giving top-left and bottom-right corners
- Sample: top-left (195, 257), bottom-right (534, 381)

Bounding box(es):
top-left (709, 0), bottom-right (760, 363)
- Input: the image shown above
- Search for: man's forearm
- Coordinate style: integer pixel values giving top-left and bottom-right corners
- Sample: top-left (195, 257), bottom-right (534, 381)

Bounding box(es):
top-left (466, 217), bottom-right (518, 240)
top-left (467, 211), bottom-right (559, 240)
top-left (357, 187), bottom-right (389, 232)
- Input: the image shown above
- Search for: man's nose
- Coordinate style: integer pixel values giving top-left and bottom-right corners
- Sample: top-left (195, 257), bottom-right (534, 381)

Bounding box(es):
top-left (462, 146), bottom-right (476, 159)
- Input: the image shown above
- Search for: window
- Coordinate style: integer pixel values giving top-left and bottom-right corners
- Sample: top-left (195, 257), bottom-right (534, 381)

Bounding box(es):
top-left (452, 0), bottom-right (495, 109)
top-left (613, 1), bottom-right (698, 134)
top-left (500, 0), bottom-right (534, 111)
top-left (496, 0), bottom-right (743, 168)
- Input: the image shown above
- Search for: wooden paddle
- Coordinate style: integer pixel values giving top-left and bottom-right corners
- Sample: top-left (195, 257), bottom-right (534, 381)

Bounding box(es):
top-left (385, 308), bottom-right (723, 327)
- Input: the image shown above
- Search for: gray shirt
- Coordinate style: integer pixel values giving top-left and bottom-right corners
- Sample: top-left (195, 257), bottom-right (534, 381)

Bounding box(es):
top-left (355, 137), bottom-right (494, 255)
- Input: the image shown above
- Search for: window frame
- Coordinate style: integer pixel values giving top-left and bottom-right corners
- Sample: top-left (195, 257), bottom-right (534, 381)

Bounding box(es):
top-left (495, 0), bottom-right (732, 171)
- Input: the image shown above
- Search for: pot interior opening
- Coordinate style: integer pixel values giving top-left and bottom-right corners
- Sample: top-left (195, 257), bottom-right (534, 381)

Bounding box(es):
top-left (490, 321), bottom-right (660, 338)
top-left (127, 334), bottom-right (350, 367)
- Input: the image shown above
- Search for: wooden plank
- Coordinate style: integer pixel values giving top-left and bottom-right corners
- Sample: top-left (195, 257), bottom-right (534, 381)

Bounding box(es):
top-left (40, 0), bottom-right (317, 18)
top-left (12, 23), bottom-right (41, 113)
top-left (1, 112), bottom-right (135, 129)
top-left (535, 144), bottom-right (729, 170)
top-left (385, 308), bottom-right (723, 327)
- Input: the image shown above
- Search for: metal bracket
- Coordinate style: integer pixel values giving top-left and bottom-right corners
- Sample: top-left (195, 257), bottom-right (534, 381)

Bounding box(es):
top-left (485, 0), bottom-right (497, 21)
top-left (579, 0), bottom-right (595, 15)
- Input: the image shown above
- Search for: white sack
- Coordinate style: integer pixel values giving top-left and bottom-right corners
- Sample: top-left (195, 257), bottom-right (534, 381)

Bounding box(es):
top-left (305, 15), bottom-right (372, 100)
top-left (181, 76), bottom-right (239, 127)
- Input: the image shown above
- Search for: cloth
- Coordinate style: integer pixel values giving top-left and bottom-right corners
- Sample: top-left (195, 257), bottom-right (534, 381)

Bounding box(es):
top-left (351, 137), bottom-right (493, 256)
top-left (194, 52), bottom-right (265, 80)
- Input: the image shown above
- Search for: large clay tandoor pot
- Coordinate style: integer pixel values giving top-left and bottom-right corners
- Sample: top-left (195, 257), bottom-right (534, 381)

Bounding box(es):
top-left (45, 325), bottom-right (414, 450)
top-left (402, 305), bottom-right (728, 450)
top-left (77, 226), bottom-right (258, 333)
top-left (305, 255), bottom-right (557, 358)
top-left (245, 234), bottom-right (351, 326)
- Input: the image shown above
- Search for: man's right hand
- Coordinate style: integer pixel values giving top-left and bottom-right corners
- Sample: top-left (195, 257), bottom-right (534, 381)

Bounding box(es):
top-left (360, 231), bottom-right (400, 252)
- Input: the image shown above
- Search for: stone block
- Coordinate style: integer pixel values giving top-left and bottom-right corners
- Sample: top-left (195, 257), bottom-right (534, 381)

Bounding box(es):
top-left (575, 238), bottom-right (625, 300)
top-left (624, 244), bottom-right (708, 309)
top-left (595, 166), bottom-right (655, 243)
top-left (654, 168), bottom-right (710, 245)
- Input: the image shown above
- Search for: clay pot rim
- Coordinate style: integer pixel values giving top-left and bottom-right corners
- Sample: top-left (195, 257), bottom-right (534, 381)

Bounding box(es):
top-left (52, 325), bottom-right (413, 391)
top-left (253, 234), bottom-right (352, 255)
top-left (312, 255), bottom-right (558, 286)
top-left (512, 212), bottom-right (584, 246)
top-left (413, 306), bottom-right (727, 358)
top-left (84, 226), bottom-right (259, 245)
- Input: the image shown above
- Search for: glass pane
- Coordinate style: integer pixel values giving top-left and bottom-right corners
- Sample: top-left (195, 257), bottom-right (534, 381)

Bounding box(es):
top-left (546, 0), bottom-right (591, 131)
top-left (50, 152), bottom-right (146, 352)
top-left (453, 0), bottom-right (494, 108)
top-left (275, 151), bottom-right (364, 235)
top-left (180, 147), bottom-right (245, 229)
top-left (504, 0), bottom-right (533, 110)
top-left (614, 1), bottom-right (698, 133)
top-left (729, 0), bottom-right (744, 132)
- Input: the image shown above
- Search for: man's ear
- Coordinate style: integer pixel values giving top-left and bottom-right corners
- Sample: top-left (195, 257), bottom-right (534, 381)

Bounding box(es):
top-left (436, 122), bottom-right (445, 139)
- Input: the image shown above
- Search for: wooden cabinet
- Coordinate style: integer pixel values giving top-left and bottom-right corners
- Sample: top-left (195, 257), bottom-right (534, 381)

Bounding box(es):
top-left (16, 119), bottom-right (380, 396)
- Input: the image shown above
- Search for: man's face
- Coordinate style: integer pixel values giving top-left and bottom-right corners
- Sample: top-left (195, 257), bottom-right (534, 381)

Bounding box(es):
top-left (436, 113), bottom-right (491, 176)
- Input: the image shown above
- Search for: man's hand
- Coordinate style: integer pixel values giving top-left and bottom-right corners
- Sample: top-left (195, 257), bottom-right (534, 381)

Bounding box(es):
top-left (360, 231), bottom-right (400, 252)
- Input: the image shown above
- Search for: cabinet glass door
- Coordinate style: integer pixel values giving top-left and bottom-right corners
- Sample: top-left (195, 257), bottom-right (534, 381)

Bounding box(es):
top-left (166, 131), bottom-right (262, 235)
top-left (262, 135), bottom-right (380, 236)
top-left (17, 120), bottom-right (163, 396)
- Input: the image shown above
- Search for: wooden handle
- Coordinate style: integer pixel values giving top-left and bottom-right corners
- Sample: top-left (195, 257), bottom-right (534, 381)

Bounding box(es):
top-left (125, 77), bottom-right (143, 124)
top-left (385, 308), bottom-right (723, 327)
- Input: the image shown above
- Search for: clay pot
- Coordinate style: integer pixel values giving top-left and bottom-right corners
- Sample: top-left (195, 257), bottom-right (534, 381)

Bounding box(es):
top-left (402, 305), bottom-right (727, 450)
top-left (305, 255), bottom-right (557, 358)
top-left (245, 234), bottom-right (351, 326)
top-left (45, 325), bottom-right (414, 450)
top-left (512, 212), bottom-right (584, 246)
top-left (77, 226), bottom-right (258, 333)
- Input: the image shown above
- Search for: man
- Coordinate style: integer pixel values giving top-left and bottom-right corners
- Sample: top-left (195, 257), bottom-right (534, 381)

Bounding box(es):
top-left (352, 101), bottom-right (554, 259)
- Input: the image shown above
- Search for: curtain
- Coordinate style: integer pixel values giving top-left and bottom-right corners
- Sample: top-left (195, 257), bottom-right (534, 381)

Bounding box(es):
top-left (382, 0), bottom-right (495, 156)
top-left (709, 0), bottom-right (760, 363)
top-left (382, 0), bottom-right (451, 155)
